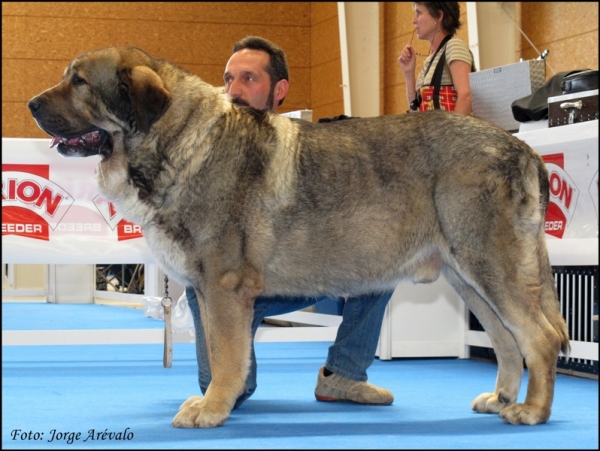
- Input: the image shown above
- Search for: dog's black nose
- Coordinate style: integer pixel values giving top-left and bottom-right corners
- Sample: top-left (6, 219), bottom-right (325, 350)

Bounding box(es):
top-left (28, 97), bottom-right (41, 114)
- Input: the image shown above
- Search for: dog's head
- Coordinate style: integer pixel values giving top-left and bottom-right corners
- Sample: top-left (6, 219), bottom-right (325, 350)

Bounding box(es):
top-left (28, 46), bottom-right (172, 159)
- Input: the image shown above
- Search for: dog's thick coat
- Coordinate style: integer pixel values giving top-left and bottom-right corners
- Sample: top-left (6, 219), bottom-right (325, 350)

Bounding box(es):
top-left (29, 47), bottom-right (569, 428)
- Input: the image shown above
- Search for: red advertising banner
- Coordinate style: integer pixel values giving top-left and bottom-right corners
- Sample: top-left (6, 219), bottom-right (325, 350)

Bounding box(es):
top-left (2, 138), bottom-right (154, 263)
top-left (514, 120), bottom-right (598, 265)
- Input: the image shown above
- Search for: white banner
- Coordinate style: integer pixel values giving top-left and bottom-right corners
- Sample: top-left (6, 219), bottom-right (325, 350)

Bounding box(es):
top-left (514, 121), bottom-right (598, 240)
top-left (514, 120), bottom-right (598, 265)
top-left (2, 138), bottom-right (154, 264)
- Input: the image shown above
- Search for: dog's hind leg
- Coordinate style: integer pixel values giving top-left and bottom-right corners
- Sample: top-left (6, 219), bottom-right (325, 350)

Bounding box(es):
top-left (172, 268), bottom-right (262, 428)
top-left (444, 245), bottom-right (561, 424)
top-left (443, 266), bottom-right (523, 414)
top-left (436, 159), bottom-right (563, 424)
top-left (536, 225), bottom-right (570, 357)
top-left (495, 223), bottom-right (568, 425)
top-left (486, 274), bottom-right (561, 425)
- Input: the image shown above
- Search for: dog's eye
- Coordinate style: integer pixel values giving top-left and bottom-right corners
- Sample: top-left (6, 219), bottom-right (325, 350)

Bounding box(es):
top-left (72, 74), bottom-right (87, 85)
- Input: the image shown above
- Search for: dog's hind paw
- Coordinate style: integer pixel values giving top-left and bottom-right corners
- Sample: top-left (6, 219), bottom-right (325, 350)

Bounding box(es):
top-left (471, 392), bottom-right (513, 414)
top-left (499, 403), bottom-right (550, 425)
top-left (171, 395), bottom-right (229, 428)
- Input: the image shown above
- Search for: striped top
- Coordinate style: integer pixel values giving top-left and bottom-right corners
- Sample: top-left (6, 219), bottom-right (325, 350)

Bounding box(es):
top-left (416, 38), bottom-right (474, 89)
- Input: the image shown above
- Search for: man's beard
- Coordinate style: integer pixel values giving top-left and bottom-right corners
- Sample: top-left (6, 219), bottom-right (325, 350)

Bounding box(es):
top-left (231, 87), bottom-right (274, 112)
top-left (265, 87), bottom-right (275, 112)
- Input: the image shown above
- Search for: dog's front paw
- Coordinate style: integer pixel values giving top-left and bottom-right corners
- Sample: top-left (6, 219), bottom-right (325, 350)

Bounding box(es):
top-left (171, 395), bottom-right (230, 428)
top-left (471, 392), bottom-right (513, 414)
top-left (177, 395), bottom-right (204, 412)
top-left (499, 403), bottom-right (550, 425)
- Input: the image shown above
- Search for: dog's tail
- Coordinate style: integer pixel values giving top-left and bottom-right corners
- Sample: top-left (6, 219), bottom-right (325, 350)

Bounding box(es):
top-left (535, 156), bottom-right (571, 357)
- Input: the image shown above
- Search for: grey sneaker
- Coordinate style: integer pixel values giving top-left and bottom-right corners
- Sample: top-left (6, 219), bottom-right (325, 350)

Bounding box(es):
top-left (314, 366), bottom-right (394, 405)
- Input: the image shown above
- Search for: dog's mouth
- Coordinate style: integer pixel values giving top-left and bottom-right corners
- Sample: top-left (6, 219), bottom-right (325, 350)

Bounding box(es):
top-left (49, 129), bottom-right (112, 159)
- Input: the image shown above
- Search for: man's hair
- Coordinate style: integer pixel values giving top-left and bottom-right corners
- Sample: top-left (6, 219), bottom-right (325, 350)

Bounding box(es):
top-left (232, 36), bottom-right (289, 106)
top-left (415, 2), bottom-right (462, 37)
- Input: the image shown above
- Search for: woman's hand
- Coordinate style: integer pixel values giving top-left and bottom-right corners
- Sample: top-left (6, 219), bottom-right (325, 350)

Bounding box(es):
top-left (398, 45), bottom-right (417, 74)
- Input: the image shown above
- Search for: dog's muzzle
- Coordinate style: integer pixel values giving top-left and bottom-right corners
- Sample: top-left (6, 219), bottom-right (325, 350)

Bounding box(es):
top-left (28, 96), bottom-right (113, 159)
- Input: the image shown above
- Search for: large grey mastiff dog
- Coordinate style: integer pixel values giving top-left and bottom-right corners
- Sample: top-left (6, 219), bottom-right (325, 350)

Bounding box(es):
top-left (29, 46), bottom-right (569, 428)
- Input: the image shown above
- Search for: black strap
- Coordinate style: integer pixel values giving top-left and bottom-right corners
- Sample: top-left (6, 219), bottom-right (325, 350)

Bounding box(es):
top-left (422, 35), bottom-right (452, 84)
top-left (429, 35), bottom-right (452, 110)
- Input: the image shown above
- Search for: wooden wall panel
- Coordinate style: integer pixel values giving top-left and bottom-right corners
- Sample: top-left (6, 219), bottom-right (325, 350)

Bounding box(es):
top-left (521, 2), bottom-right (597, 44)
top-left (310, 3), bottom-right (343, 121)
top-left (1, 14), bottom-right (28, 59)
top-left (312, 100), bottom-right (344, 122)
top-left (2, 102), bottom-right (28, 139)
top-left (2, 2), bottom-right (311, 138)
top-left (311, 59), bottom-right (343, 107)
top-left (1, 2), bottom-right (310, 26)
top-left (311, 1), bottom-right (337, 26)
top-left (311, 16), bottom-right (340, 68)
top-left (520, 30), bottom-right (599, 76)
top-left (2, 59), bottom-right (25, 103)
top-left (521, 2), bottom-right (598, 77)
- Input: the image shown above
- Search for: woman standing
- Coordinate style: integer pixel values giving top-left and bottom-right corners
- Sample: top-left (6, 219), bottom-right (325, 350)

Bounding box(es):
top-left (398, 2), bottom-right (474, 114)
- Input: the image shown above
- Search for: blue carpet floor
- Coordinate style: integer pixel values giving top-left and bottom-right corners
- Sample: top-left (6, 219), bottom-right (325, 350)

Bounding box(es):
top-left (2, 303), bottom-right (598, 449)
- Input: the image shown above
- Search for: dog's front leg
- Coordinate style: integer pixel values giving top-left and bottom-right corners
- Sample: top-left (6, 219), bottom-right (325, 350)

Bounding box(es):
top-left (172, 270), bottom-right (260, 428)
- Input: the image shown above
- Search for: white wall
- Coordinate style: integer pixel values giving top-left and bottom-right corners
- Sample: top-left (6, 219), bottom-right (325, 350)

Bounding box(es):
top-left (467, 2), bottom-right (518, 71)
top-left (338, 2), bottom-right (380, 117)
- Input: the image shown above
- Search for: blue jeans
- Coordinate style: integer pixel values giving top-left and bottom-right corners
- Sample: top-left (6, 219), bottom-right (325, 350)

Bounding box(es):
top-left (186, 286), bottom-right (393, 409)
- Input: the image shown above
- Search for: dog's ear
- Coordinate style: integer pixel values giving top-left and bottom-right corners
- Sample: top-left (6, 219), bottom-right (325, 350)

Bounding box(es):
top-left (119, 66), bottom-right (172, 134)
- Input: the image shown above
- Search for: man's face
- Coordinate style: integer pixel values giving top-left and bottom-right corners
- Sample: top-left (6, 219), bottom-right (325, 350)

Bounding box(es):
top-left (224, 49), bottom-right (276, 112)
